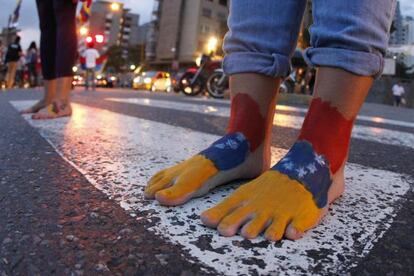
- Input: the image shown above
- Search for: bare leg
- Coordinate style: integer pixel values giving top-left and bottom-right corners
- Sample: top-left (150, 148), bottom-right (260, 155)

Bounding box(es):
top-left (20, 79), bottom-right (57, 114)
top-left (145, 73), bottom-right (281, 206)
top-left (201, 67), bottom-right (373, 241)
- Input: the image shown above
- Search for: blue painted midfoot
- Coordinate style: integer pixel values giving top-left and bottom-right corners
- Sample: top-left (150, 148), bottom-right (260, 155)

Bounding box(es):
top-left (272, 140), bottom-right (332, 208)
top-left (200, 132), bottom-right (250, 171)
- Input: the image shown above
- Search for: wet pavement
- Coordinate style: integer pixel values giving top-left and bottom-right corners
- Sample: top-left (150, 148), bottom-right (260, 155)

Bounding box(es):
top-left (1, 88), bottom-right (413, 275)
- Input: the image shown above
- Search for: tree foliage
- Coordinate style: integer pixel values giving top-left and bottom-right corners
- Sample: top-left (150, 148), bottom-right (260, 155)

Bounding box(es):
top-left (105, 45), bottom-right (126, 72)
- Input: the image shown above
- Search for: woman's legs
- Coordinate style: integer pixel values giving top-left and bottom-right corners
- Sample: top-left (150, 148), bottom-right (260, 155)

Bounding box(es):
top-left (202, 0), bottom-right (396, 240)
top-left (54, 0), bottom-right (77, 104)
top-left (32, 0), bottom-right (77, 119)
top-left (145, 0), bottom-right (307, 206)
top-left (22, 0), bottom-right (56, 114)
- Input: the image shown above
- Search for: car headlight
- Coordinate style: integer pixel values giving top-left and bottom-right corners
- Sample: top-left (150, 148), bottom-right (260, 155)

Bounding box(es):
top-left (110, 76), bottom-right (116, 81)
top-left (133, 77), bottom-right (140, 84)
top-left (143, 77), bottom-right (152, 84)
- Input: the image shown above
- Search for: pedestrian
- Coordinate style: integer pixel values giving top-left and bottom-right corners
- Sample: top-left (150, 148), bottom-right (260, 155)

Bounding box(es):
top-left (82, 41), bottom-right (100, 91)
top-left (21, 0), bottom-right (90, 118)
top-left (0, 40), bottom-right (6, 87)
top-left (0, 40), bottom-right (5, 65)
top-left (5, 35), bottom-right (22, 89)
top-left (392, 81), bottom-right (405, 107)
top-left (26, 41), bottom-right (39, 88)
top-left (145, 0), bottom-right (395, 241)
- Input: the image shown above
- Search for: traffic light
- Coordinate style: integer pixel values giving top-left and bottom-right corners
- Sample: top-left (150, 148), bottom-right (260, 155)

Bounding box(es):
top-left (85, 36), bottom-right (93, 43)
top-left (95, 34), bottom-right (104, 44)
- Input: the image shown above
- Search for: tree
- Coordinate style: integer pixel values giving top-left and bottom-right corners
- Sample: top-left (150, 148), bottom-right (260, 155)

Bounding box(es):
top-left (105, 45), bottom-right (126, 72)
top-left (128, 44), bottom-right (146, 66)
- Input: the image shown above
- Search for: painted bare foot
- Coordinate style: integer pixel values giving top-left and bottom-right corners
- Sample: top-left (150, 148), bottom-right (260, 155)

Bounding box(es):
top-left (145, 93), bottom-right (272, 206)
top-left (32, 101), bottom-right (72, 120)
top-left (20, 99), bottom-right (47, 114)
top-left (201, 141), bottom-right (345, 241)
top-left (145, 132), bottom-right (269, 206)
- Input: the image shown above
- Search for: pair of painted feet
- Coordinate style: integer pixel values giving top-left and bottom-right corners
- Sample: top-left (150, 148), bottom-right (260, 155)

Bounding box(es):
top-left (145, 132), bottom-right (345, 241)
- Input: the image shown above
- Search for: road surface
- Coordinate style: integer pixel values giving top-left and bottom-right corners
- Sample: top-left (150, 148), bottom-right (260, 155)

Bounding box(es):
top-left (1, 88), bottom-right (413, 275)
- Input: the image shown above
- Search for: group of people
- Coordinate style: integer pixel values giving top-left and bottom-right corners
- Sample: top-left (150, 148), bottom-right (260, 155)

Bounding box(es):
top-left (0, 37), bottom-right (39, 89)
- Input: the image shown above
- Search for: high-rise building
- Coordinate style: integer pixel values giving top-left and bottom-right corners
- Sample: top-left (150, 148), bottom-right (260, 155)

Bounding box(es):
top-left (79, 1), bottom-right (140, 57)
top-left (402, 16), bottom-right (414, 70)
top-left (389, 1), bottom-right (405, 46)
top-left (135, 22), bottom-right (151, 45)
top-left (146, 0), bottom-right (229, 66)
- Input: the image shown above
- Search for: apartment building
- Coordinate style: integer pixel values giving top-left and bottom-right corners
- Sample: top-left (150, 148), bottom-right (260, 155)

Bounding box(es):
top-left (79, 1), bottom-right (140, 57)
top-left (146, 0), bottom-right (229, 66)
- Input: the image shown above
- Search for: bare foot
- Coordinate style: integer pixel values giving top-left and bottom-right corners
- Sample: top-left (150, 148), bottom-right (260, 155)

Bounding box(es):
top-left (145, 132), bottom-right (269, 206)
top-left (32, 101), bottom-right (72, 120)
top-left (20, 99), bottom-right (47, 114)
top-left (201, 140), bottom-right (345, 241)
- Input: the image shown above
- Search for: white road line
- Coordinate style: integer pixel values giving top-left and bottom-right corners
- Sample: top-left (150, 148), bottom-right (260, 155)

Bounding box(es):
top-left (277, 105), bottom-right (414, 128)
top-left (106, 97), bottom-right (414, 150)
top-left (182, 97), bottom-right (414, 128)
top-left (11, 100), bottom-right (411, 275)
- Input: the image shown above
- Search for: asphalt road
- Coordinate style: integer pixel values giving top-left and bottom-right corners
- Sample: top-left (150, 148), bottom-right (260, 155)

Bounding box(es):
top-left (1, 88), bottom-right (413, 275)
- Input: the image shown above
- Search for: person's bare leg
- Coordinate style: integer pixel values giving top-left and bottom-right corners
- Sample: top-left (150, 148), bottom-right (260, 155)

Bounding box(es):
top-left (145, 73), bottom-right (281, 206)
top-left (21, 79), bottom-right (57, 114)
top-left (32, 76), bottom-right (72, 119)
top-left (201, 67), bottom-right (373, 241)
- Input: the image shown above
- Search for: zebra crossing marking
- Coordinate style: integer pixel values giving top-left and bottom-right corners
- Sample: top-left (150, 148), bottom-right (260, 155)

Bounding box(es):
top-left (106, 97), bottom-right (414, 150)
top-left (11, 100), bottom-right (412, 275)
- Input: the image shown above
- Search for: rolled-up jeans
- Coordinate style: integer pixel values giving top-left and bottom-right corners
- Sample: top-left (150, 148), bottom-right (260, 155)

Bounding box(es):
top-left (223, 0), bottom-right (396, 79)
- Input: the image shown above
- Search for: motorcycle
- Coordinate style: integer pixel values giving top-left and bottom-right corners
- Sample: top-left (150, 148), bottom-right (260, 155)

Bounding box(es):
top-left (206, 69), bottom-right (297, 98)
top-left (279, 71), bottom-right (296, 94)
top-left (206, 68), bottom-right (228, 99)
top-left (178, 54), bottom-right (221, 96)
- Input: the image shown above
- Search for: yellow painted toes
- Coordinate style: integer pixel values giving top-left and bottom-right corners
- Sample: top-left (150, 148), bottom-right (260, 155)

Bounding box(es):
top-left (200, 192), bottom-right (246, 227)
top-left (201, 170), bottom-right (324, 241)
top-left (264, 216), bottom-right (289, 241)
top-left (145, 155), bottom-right (219, 206)
top-left (217, 205), bottom-right (254, 237)
top-left (240, 213), bottom-right (271, 239)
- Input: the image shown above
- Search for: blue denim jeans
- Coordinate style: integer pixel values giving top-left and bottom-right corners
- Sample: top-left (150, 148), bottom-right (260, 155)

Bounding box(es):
top-left (223, 0), bottom-right (396, 78)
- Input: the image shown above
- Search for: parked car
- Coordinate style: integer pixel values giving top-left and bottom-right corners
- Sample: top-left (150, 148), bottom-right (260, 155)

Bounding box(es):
top-left (133, 71), bottom-right (171, 92)
top-left (96, 73), bottom-right (118, 88)
top-left (72, 74), bottom-right (85, 86)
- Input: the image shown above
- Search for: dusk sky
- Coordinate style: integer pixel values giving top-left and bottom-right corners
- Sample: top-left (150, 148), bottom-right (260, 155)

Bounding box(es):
top-left (1, 0), bottom-right (414, 49)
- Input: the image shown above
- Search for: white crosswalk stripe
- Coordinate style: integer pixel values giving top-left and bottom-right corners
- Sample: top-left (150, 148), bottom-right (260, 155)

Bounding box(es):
top-left (106, 97), bottom-right (414, 150)
top-left (178, 96), bottom-right (414, 128)
top-left (10, 100), bottom-right (412, 275)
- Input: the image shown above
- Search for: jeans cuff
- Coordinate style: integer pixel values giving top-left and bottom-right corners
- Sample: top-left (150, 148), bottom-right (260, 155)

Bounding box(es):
top-left (223, 51), bottom-right (291, 78)
top-left (304, 47), bottom-right (384, 79)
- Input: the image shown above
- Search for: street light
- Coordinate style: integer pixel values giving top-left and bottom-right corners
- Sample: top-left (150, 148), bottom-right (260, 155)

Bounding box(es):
top-left (110, 2), bottom-right (121, 11)
top-left (206, 36), bottom-right (218, 54)
top-left (130, 64), bottom-right (136, 71)
top-left (79, 26), bottom-right (88, 36)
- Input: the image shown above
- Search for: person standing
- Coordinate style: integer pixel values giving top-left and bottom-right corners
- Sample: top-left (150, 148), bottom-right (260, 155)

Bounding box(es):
top-left (21, 0), bottom-right (85, 118)
top-left (392, 81), bottom-right (405, 107)
top-left (26, 41), bottom-right (39, 88)
top-left (82, 41), bottom-right (100, 91)
top-left (0, 40), bottom-right (6, 87)
top-left (5, 35), bottom-right (22, 89)
top-left (0, 40), bottom-right (5, 65)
